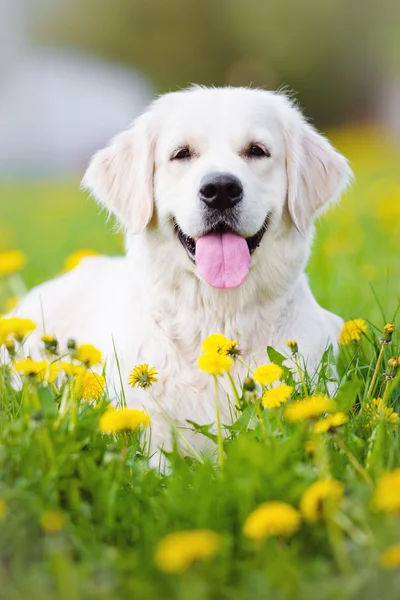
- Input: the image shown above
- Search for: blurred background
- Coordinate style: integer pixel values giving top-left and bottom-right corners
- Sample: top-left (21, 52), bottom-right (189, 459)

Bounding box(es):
top-left (0, 0), bottom-right (399, 323)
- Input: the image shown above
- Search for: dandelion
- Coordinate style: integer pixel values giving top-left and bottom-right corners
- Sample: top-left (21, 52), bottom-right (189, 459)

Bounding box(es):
top-left (380, 322), bottom-right (395, 345)
top-left (0, 317), bottom-right (36, 343)
top-left (262, 384), bottom-right (293, 409)
top-left (285, 340), bottom-right (298, 354)
top-left (285, 395), bottom-right (336, 422)
top-left (385, 356), bottom-right (399, 381)
top-left (128, 364), bottom-right (158, 388)
top-left (380, 545), bottom-right (400, 569)
top-left (339, 318), bottom-right (367, 345)
top-left (0, 499), bottom-right (6, 519)
top-left (0, 250), bottom-right (27, 276)
top-left (99, 407), bottom-right (150, 433)
top-left (75, 344), bottom-right (102, 367)
top-left (365, 398), bottom-right (399, 429)
top-left (313, 412), bottom-right (349, 434)
top-left (40, 511), bottom-right (64, 533)
top-left (154, 530), bottom-right (221, 573)
top-left (41, 334), bottom-right (58, 354)
top-left (243, 501), bottom-right (301, 541)
top-left (373, 469), bottom-right (400, 512)
top-left (300, 479), bottom-right (344, 523)
top-left (60, 361), bottom-right (85, 377)
top-left (198, 353), bottom-right (233, 376)
top-left (75, 372), bottom-right (106, 401)
top-left (253, 364), bottom-right (283, 386)
top-left (243, 376), bottom-right (256, 391)
top-left (64, 249), bottom-right (99, 271)
top-left (14, 358), bottom-right (59, 383)
top-left (202, 333), bottom-right (239, 357)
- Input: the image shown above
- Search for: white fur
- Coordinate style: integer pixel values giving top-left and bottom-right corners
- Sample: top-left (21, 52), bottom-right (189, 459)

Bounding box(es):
top-left (14, 87), bottom-right (352, 456)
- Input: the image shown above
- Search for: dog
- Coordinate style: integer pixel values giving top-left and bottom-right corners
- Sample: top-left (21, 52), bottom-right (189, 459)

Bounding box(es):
top-left (15, 86), bottom-right (352, 455)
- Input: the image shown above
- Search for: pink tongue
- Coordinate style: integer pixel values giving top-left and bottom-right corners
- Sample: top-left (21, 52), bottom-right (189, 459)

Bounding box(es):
top-left (195, 233), bottom-right (250, 289)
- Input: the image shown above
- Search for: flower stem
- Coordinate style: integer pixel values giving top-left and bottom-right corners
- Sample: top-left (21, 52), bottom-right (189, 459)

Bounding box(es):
top-left (335, 435), bottom-right (373, 488)
top-left (148, 392), bottom-right (204, 463)
top-left (214, 376), bottom-right (225, 469)
top-left (382, 380), bottom-right (391, 404)
top-left (367, 344), bottom-right (385, 397)
top-left (227, 372), bottom-right (241, 410)
top-left (254, 397), bottom-right (266, 436)
top-left (294, 354), bottom-right (308, 396)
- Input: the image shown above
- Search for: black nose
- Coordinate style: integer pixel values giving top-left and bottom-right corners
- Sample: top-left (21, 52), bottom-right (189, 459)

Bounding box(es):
top-left (199, 172), bottom-right (243, 212)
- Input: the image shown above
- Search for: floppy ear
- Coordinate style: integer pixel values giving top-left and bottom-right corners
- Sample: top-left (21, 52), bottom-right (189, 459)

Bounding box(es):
top-left (82, 112), bottom-right (155, 234)
top-left (285, 117), bottom-right (353, 235)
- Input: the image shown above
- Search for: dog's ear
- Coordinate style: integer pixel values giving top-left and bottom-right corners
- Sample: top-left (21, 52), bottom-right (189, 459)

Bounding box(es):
top-left (285, 116), bottom-right (353, 235)
top-left (82, 112), bottom-right (155, 234)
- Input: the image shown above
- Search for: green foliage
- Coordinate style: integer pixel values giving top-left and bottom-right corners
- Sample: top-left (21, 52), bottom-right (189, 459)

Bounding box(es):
top-left (0, 323), bottom-right (399, 599)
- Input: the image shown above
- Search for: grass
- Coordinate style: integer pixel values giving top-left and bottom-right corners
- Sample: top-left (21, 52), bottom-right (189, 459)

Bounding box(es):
top-left (0, 125), bottom-right (400, 599)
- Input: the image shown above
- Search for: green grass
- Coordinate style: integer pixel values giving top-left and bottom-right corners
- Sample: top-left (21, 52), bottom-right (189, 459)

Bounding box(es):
top-left (0, 126), bottom-right (400, 599)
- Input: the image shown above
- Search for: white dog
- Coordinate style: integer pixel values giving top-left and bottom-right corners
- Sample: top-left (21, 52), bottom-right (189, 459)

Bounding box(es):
top-left (16, 86), bottom-right (352, 454)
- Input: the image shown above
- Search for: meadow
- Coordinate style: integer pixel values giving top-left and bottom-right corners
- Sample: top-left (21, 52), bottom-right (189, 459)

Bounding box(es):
top-left (0, 125), bottom-right (399, 599)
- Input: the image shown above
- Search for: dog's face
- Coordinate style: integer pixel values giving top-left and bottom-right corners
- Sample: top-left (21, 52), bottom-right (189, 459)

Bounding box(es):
top-left (83, 87), bottom-right (352, 291)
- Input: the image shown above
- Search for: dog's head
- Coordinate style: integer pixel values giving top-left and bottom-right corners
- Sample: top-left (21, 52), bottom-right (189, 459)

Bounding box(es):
top-left (83, 87), bottom-right (352, 291)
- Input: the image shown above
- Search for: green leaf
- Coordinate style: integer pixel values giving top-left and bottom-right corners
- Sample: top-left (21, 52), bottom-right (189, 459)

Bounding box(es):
top-left (266, 346), bottom-right (287, 366)
top-left (335, 378), bottom-right (363, 411)
top-left (186, 419), bottom-right (218, 443)
top-left (229, 405), bottom-right (258, 433)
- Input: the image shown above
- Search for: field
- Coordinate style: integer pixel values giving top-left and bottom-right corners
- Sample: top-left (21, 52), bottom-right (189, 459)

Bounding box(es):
top-left (0, 126), bottom-right (400, 599)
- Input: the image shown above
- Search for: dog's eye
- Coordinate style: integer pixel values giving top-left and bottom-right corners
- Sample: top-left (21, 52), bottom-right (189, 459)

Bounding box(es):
top-left (171, 147), bottom-right (191, 160)
top-left (246, 144), bottom-right (271, 158)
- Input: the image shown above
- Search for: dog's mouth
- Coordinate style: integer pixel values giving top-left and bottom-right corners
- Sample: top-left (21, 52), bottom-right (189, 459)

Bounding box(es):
top-left (173, 217), bottom-right (270, 290)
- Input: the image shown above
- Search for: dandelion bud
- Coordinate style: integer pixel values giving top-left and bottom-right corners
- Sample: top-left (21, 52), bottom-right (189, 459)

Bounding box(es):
top-left (41, 334), bottom-right (58, 355)
top-left (385, 356), bottom-right (399, 381)
top-left (5, 339), bottom-right (15, 357)
top-left (380, 323), bottom-right (395, 345)
top-left (285, 340), bottom-right (298, 354)
top-left (67, 338), bottom-right (77, 352)
top-left (243, 376), bottom-right (256, 391)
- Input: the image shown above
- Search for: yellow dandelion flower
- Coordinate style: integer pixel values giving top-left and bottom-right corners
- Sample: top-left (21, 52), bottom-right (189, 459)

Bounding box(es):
top-left (253, 364), bottom-right (283, 386)
top-left (285, 395), bottom-right (336, 422)
top-left (99, 407), bottom-right (151, 433)
top-left (14, 358), bottom-right (59, 384)
top-left (64, 249), bottom-right (99, 271)
top-left (300, 479), bottom-right (344, 523)
top-left (380, 545), bottom-right (400, 569)
top-left (0, 499), bottom-right (6, 519)
top-left (285, 340), bottom-right (298, 353)
top-left (37, 362), bottom-right (60, 384)
top-left (128, 364), bottom-right (158, 388)
top-left (154, 530), bottom-right (221, 573)
top-left (0, 316), bottom-right (36, 343)
top-left (314, 412), bottom-right (349, 434)
top-left (383, 322), bottom-right (395, 335)
top-left (75, 372), bottom-right (106, 401)
top-left (374, 469), bottom-right (400, 512)
top-left (339, 318), bottom-right (368, 345)
top-left (201, 334), bottom-right (239, 356)
top-left (75, 343), bottom-right (102, 367)
top-left (365, 398), bottom-right (399, 429)
top-left (40, 511), bottom-right (64, 533)
top-left (0, 250), bottom-right (27, 276)
top-left (243, 501), bottom-right (301, 541)
top-left (198, 352), bottom-right (233, 376)
top-left (60, 361), bottom-right (86, 377)
top-left (262, 384), bottom-right (293, 409)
